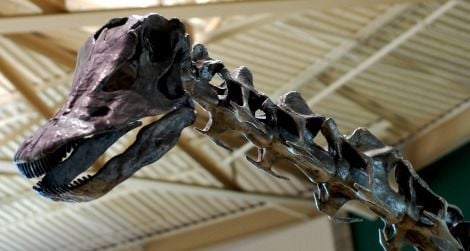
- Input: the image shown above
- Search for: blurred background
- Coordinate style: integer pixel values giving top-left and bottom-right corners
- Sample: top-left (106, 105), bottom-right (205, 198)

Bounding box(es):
top-left (0, 0), bottom-right (468, 250)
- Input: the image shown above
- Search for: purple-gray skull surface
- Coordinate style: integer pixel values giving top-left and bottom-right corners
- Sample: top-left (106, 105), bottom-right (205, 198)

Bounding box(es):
top-left (14, 14), bottom-right (195, 201)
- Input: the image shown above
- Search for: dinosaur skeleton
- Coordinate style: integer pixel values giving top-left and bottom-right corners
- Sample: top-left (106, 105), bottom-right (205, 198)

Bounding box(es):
top-left (13, 14), bottom-right (469, 250)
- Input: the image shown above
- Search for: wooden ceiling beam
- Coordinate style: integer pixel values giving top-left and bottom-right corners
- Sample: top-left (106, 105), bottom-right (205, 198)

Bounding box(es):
top-left (202, 14), bottom-right (277, 44)
top-left (6, 0), bottom-right (75, 68)
top-left (127, 177), bottom-right (312, 208)
top-left (143, 206), bottom-right (308, 251)
top-left (6, 33), bottom-right (76, 68)
top-left (29, 0), bottom-right (67, 13)
top-left (267, 4), bottom-right (409, 99)
top-left (178, 131), bottom-right (242, 190)
top-left (306, 0), bottom-right (458, 106)
top-left (317, 74), bottom-right (416, 132)
top-left (400, 101), bottom-right (470, 170)
top-left (0, 50), bottom-right (54, 118)
top-left (0, 0), bottom-right (442, 34)
top-left (106, 184), bottom-right (318, 251)
top-left (0, 1), bottom-right (41, 16)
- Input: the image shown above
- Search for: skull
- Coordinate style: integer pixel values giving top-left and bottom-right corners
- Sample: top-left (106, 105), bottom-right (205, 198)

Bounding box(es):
top-left (14, 14), bottom-right (195, 201)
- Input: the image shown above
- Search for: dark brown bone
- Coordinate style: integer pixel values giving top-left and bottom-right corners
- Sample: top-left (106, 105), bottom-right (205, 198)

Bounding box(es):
top-left (183, 43), bottom-right (469, 251)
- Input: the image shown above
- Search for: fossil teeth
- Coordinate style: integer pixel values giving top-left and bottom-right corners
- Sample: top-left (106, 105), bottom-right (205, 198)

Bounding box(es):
top-left (31, 161), bottom-right (39, 177)
top-left (24, 164), bottom-right (32, 178)
top-left (39, 159), bottom-right (46, 174)
top-left (61, 186), bottom-right (70, 193)
top-left (36, 172), bottom-right (94, 196)
top-left (44, 157), bottom-right (52, 172)
top-left (16, 160), bottom-right (43, 178)
top-left (16, 141), bottom-right (82, 179)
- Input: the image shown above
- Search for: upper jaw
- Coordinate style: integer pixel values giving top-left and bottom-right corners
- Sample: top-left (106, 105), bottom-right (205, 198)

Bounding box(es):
top-left (14, 113), bottom-right (141, 178)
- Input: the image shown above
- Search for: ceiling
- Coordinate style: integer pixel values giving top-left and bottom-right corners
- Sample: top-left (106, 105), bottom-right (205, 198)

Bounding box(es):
top-left (0, 0), bottom-right (468, 250)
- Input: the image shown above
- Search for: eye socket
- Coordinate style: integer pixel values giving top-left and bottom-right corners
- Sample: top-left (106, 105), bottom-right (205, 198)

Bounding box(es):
top-left (89, 106), bottom-right (110, 117)
top-left (102, 63), bottom-right (137, 92)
